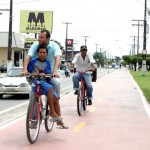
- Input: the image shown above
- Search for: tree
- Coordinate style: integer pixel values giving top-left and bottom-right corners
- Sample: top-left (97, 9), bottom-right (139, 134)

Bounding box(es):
top-left (50, 39), bottom-right (64, 50)
top-left (93, 52), bottom-right (105, 67)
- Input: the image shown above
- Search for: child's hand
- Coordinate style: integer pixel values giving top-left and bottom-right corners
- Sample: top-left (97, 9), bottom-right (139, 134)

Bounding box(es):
top-left (40, 73), bottom-right (46, 77)
top-left (70, 68), bottom-right (74, 73)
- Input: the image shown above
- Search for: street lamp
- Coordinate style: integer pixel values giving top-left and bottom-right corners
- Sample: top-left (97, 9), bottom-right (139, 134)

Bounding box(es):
top-left (62, 22), bottom-right (72, 62)
top-left (82, 36), bottom-right (90, 46)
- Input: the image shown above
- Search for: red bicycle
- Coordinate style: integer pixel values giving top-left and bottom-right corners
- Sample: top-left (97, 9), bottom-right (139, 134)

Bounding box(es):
top-left (26, 74), bottom-right (54, 144)
top-left (77, 71), bottom-right (92, 116)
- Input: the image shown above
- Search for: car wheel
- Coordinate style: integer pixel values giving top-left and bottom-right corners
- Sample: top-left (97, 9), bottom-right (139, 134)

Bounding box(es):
top-left (0, 94), bottom-right (3, 99)
top-left (1, 71), bottom-right (3, 73)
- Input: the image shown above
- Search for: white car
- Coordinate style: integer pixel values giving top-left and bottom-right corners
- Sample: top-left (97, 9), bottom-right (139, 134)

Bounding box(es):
top-left (115, 65), bottom-right (119, 69)
top-left (0, 67), bottom-right (31, 99)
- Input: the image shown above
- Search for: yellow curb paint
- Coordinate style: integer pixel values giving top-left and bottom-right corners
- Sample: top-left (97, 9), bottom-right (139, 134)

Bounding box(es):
top-left (90, 107), bottom-right (96, 112)
top-left (74, 122), bottom-right (86, 132)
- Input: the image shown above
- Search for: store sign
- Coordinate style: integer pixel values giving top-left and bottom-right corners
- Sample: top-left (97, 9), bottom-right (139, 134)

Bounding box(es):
top-left (66, 39), bottom-right (73, 50)
top-left (24, 38), bottom-right (38, 48)
top-left (20, 10), bottom-right (53, 33)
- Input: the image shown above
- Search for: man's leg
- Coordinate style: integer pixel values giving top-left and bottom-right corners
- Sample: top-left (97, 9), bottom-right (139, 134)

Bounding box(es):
top-left (53, 96), bottom-right (61, 116)
top-left (83, 73), bottom-right (93, 105)
top-left (40, 80), bottom-right (60, 119)
top-left (72, 72), bottom-right (81, 94)
top-left (50, 78), bottom-right (60, 98)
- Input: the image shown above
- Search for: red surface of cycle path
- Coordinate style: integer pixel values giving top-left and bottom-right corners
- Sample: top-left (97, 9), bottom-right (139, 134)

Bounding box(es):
top-left (1, 68), bottom-right (150, 150)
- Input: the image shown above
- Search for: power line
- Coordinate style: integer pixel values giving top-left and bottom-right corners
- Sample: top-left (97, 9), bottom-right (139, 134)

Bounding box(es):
top-left (0, 0), bottom-right (40, 5)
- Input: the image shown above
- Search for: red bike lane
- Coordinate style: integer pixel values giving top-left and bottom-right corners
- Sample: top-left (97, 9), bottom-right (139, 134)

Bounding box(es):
top-left (1, 69), bottom-right (150, 150)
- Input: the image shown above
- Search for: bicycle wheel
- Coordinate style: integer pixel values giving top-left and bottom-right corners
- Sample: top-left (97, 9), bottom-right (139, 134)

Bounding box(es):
top-left (83, 93), bottom-right (87, 110)
top-left (77, 85), bottom-right (84, 116)
top-left (45, 100), bottom-right (54, 132)
top-left (26, 99), bottom-right (41, 144)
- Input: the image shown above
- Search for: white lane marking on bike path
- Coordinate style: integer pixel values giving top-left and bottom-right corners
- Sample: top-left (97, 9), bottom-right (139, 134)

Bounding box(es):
top-left (0, 115), bottom-right (26, 130)
top-left (0, 92), bottom-right (75, 129)
top-left (0, 102), bottom-right (28, 115)
top-left (130, 74), bottom-right (150, 119)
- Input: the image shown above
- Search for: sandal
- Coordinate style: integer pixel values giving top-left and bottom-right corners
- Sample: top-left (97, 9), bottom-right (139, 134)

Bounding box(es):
top-left (49, 116), bottom-right (62, 122)
top-left (56, 125), bottom-right (69, 129)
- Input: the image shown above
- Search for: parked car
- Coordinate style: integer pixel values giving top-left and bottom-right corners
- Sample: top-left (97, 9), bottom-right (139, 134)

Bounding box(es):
top-left (0, 64), bottom-right (16, 73)
top-left (115, 65), bottom-right (119, 69)
top-left (0, 67), bottom-right (31, 99)
top-left (0, 64), bottom-right (7, 73)
top-left (60, 63), bottom-right (66, 70)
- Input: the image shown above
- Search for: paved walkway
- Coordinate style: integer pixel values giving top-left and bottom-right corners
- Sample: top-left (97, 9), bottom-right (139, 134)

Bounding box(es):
top-left (0, 68), bottom-right (150, 150)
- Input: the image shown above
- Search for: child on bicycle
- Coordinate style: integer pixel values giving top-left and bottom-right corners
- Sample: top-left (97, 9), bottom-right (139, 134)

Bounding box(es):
top-left (24, 44), bottom-right (68, 128)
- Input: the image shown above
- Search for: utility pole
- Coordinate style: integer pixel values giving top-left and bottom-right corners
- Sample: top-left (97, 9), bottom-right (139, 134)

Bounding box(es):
top-left (130, 36), bottom-right (137, 56)
top-left (62, 22), bottom-right (72, 62)
top-left (142, 0), bottom-right (147, 76)
top-left (82, 36), bottom-right (90, 46)
top-left (7, 0), bottom-right (13, 72)
top-left (0, 3), bottom-right (13, 72)
top-left (94, 43), bottom-right (99, 52)
top-left (132, 19), bottom-right (143, 72)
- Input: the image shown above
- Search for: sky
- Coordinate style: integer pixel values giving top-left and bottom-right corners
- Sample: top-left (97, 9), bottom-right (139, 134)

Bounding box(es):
top-left (0, 0), bottom-right (149, 58)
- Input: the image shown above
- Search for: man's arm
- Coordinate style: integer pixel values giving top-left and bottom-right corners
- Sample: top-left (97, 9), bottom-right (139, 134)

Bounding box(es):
top-left (91, 63), bottom-right (95, 72)
top-left (52, 55), bottom-right (61, 77)
top-left (20, 55), bottom-right (31, 76)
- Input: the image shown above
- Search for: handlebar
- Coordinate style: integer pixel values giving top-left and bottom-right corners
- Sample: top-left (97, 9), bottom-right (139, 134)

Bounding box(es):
top-left (24, 73), bottom-right (53, 79)
top-left (77, 71), bottom-right (93, 75)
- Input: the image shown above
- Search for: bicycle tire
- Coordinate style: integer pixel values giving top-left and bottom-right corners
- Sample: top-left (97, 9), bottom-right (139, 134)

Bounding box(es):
top-left (77, 85), bottom-right (84, 116)
top-left (45, 100), bottom-right (54, 132)
top-left (83, 96), bottom-right (87, 110)
top-left (26, 99), bottom-right (41, 144)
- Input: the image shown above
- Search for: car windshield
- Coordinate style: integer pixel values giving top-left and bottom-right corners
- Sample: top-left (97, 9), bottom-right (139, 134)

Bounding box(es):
top-left (6, 68), bottom-right (22, 77)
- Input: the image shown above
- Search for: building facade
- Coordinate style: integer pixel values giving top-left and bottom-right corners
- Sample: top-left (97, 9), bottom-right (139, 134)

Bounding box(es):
top-left (0, 32), bottom-right (30, 66)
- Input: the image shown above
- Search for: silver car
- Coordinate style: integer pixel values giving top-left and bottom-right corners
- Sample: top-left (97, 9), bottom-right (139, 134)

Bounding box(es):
top-left (0, 67), bottom-right (31, 99)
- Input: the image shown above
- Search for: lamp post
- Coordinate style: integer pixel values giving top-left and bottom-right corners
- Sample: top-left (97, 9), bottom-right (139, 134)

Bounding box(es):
top-left (62, 22), bottom-right (72, 62)
top-left (82, 36), bottom-right (90, 46)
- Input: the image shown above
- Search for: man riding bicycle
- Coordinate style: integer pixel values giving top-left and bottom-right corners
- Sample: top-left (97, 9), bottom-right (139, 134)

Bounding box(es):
top-left (70, 45), bottom-right (95, 105)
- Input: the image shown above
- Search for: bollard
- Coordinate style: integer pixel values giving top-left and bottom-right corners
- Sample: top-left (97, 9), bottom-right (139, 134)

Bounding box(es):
top-left (108, 69), bottom-right (109, 74)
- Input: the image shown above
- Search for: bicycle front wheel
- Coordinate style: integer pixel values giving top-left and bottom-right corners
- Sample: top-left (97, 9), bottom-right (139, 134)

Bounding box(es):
top-left (45, 100), bottom-right (54, 132)
top-left (77, 85), bottom-right (84, 116)
top-left (26, 99), bottom-right (41, 144)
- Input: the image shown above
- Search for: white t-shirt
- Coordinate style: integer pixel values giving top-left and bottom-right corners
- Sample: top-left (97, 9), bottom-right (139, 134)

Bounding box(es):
top-left (72, 52), bottom-right (95, 72)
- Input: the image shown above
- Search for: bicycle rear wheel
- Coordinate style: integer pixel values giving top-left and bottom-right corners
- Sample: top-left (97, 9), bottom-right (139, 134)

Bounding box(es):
top-left (26, 99), bottom-right (41, 144)
top-left (45, 98), bottom-right (54, 132)
top-left (77, 85), bottom-right (84, 116)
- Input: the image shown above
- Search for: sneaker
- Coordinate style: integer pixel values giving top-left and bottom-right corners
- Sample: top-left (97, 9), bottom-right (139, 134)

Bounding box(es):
top-left (30, 119), bottom-right (38, 129)
top-left (88, 100), bottom-right (92, 105)
top-left (74, 90), bottom-right (78, 95)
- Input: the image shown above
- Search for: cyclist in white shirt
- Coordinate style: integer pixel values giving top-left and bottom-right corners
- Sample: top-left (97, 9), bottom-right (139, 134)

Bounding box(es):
top-left (70, 45), bottom-right (95, 105)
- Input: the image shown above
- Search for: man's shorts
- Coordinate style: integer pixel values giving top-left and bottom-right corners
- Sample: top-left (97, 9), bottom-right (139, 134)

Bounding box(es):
top-left (32, 79), bottom-right (57, 97)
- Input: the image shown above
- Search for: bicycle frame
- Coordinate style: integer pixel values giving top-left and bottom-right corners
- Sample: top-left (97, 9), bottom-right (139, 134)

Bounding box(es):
top-left (80, 75), bottom-right (86, 101)
top-left (30, 76), bottom-right (43, 121)
top-left (26, 74), bottom-right (54, 144)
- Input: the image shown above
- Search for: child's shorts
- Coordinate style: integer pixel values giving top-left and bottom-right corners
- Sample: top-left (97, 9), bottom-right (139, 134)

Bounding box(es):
top-left (32, 79), bottom-right (57, 97)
